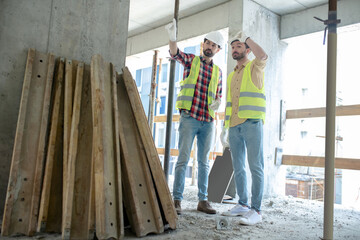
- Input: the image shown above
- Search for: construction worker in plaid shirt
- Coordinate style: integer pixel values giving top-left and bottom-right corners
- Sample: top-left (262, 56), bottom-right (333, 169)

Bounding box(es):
top-left (165, 19), bottom-right (224, 215)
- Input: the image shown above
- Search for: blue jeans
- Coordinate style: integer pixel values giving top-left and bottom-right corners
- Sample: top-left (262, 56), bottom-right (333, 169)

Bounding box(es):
top-left (229, 119), bottom-right (264, 212)
top-left (173, 111), bottom-right (215, 201)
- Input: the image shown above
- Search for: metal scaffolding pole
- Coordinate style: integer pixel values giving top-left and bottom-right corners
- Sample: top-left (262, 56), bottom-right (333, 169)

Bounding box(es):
top-left (164, 0), bottom-right (179, 182)
top-left (148, 50), bottom-right (159, 132)
top-left (323, 0), bottom-right (339, 239)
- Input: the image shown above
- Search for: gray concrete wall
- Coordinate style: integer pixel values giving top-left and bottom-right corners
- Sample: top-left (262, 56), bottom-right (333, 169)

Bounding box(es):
top-left (242, 0), bottom-right (287, 197)
top-left (226, 0), bottom-right (287, 199)
top-left (0, 0), bottom-right (129, 216)
top-left (127, 0), bottom-right (360, 57)
top-left (127, 2), bottom-right (230, 56)
top-left (281, 0), bottom-right (360, 40)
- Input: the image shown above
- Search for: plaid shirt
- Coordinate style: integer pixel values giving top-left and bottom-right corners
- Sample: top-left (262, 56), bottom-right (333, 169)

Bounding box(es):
top-left (172, 49), bottom-right (222, 122)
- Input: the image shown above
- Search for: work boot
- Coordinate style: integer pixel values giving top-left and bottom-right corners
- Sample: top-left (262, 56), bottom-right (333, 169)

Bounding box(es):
top-left (197, 200), bottom-right (216, 214)
top-left (174, 200), bottom-right (182, 215)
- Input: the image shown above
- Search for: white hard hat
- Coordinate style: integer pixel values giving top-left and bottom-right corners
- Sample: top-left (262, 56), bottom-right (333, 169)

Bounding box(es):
top-left (204, 31), bottom-right (224, 49)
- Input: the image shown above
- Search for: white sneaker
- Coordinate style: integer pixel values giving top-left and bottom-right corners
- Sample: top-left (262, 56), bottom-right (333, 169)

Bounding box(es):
top-left (238, 209), bottom-right (262, 225)
top-left (222, 204), bottom-right (250, 216)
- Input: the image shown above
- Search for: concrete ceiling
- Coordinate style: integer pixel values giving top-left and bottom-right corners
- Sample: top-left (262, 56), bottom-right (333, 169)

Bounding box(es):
top-left (128, 0), bottom-right (328, 37)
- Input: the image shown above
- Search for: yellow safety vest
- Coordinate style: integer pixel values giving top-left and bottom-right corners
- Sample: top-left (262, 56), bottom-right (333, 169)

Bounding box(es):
top-left (224, 61), bottom-right (266, 128)
top-left (175, 56), bottom-right (220, 118)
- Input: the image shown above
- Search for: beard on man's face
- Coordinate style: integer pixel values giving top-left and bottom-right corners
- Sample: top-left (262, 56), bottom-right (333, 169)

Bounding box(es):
top-left (232, 50), bottom-right (246, 60)
top-left (203, 49), bottom-right (215, 57)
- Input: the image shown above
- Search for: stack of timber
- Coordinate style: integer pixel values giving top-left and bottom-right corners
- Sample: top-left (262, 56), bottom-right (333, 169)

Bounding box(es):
top-left (1, 48), bottom-right (55, 237)
top-left (1, 49), bottom-right (177, 239)
top-left (118, 67), bottom-right (177, 236)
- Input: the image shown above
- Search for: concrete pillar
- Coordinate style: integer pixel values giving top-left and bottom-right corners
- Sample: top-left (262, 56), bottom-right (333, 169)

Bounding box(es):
top-left (226, 0), bottom-right (288, 197)
top-left (0, 0), bottom-right (130, 216)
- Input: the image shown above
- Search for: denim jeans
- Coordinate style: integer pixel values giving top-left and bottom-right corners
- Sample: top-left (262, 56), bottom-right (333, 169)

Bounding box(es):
top-left (229, 119), bottom-right (264, 212)
top-left (173, 111), bottom-right (215, 201)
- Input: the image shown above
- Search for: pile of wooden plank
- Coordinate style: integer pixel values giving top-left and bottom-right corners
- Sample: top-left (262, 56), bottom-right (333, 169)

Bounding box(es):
top-left (1, 49), bottom-right (177, 239)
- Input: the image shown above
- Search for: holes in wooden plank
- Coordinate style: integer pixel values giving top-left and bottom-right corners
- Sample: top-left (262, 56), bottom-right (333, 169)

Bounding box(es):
top-left (110, 222), bottom-right (113, 226)
top-left (109, 182), bottom-right (111, 186)
top-left (20, 198), bottom-right (25, 201)
top-left (139, 184), bottom-right (142, 187)
top-left (39, 59), bottom-right (43, 63)
top-left (23, 178), bottom-right (27, 181)
top-left (109, 202), bottom-right (112, 206)
top-left (37, 75), bottom-right (41, 78)
top-left (143, 201), bottom-right (146, 205)
top-left (18, 218), bottom-right (22, 222)
top-left (147, 219), bottom-right (151, 223)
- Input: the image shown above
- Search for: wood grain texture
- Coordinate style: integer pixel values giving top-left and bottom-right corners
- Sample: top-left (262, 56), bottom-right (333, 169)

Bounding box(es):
top-left (2, 49), bottom-right (55, 236)
top-left (122, 67), bottom-right (177, 230)
top-left (286, 105), bottom-right (360, 119)
top-left (62, 63), bottom-right (94, 240)
top-left (63, 59), bottom-right (78, 226)
top-left (282, 155), bottom-right (360, 170)
top-left (117, 74), bottom-right (164, 237)
top-left (37, 58), bottom-right (65, 233)
top-left (90, 55), bottom-right (121, 239)
top-left (112, 70), bottom-right (124, 239)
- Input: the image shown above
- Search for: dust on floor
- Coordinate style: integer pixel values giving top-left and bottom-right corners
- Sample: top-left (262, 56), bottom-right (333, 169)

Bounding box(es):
top-left (1, 182), bottom-right (360, 240)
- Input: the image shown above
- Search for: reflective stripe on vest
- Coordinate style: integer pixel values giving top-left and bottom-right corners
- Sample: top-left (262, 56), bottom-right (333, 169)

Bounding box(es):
top-left (225, 61), bottom-right (266, 128)
top-left (175, 56), bottom-right (219, 118)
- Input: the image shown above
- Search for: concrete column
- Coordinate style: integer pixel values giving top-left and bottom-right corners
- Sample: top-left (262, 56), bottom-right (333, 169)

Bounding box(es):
top-left (0, 0), bottom-right (130, 216)
top-left (226, 0), bottom-right (288, 197)
top-left (227, 0), bottom-right (245, 75)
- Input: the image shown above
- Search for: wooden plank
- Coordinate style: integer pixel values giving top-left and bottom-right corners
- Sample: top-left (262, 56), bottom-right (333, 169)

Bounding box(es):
top-left (156, 148), bottom-right (193, 158)
top-left (117, 73), bottom-right (164, 237)
top-left (37, 58), bottom-right (65, 233)
top-left (2, 49), bottom-right (55, 236)
top-left (154, 114), bottom-right (180, 123)
top-left (28, 50), bottom-right (56, 236)
top-left (63, 59), bottom-right (78, 225)
top-left (90, 55), bottom-right (121, 239)
top-left (156, 148), bottom-right (222, 160)
top-left (62, 62), bottom-right (84, 238)
top-left (286, 104), bottom-right (360, 119)
top-left (122, 67), bottom-right (177, 229)
top-left (87, 154), bottom-right (96, 239)
top-left (282, 154), bottom-right (360, 170)
top-left (154, 112), bottom-right (225, 123)
top-left (112, 68), bottom-right (124, 239)
top-left (62, 63), bottom-right (94, 239)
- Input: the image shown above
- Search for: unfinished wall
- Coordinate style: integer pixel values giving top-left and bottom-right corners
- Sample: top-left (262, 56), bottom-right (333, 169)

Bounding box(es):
top-left (281, 0), bottom-right (360, 40)
top-left (242, 0), bottom-right (287, 197)
top-left (0, 0), bottom-right (129, 217)
top-left (225, 0), bottom-right (287, 198)
top-left (126, 2), bottom-right (230, 56)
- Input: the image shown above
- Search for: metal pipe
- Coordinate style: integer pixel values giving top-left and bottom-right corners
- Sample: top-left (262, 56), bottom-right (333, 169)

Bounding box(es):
top-left (323, 0), bottom-right (337, 239)
top-left (153, 58), bottom-right (163, 140)
top-left (148, 50), bottom-right (159, 133)
top-left (164, 0), bottom-right (179, 181)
